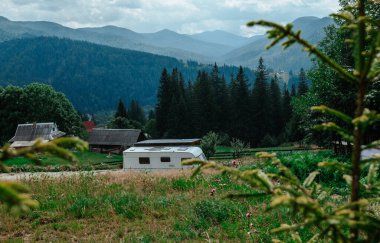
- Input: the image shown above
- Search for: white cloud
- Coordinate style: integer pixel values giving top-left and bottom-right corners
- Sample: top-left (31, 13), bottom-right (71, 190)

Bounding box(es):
top-left (0, 0), bottom-right (340, 35)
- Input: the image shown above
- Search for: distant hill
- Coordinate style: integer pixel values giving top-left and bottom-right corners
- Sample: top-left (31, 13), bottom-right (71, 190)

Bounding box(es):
top-left (0, 37), bottom-right (255, 112)
top-left (0, 16), bottom-right (333, 71)
top-left (0, 17), bottom-right (227, 63)
top-left (222, 16), bottom-right (334, 71)
top-left (191, 30), bottom-right (250, 48)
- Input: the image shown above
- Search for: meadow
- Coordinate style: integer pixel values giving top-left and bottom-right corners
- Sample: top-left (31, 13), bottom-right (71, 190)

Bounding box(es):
top-left (0, 151), bottom-right (350, 242)
top-left (4, 151), bottom-right (123, 172)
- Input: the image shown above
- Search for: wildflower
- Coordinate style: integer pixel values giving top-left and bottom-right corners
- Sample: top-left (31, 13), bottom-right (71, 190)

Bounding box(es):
top-left (246, 212), bottom-right (252, 218)
top-left (231, 159), bottom-right (240, 167)
top-left (209, 188), bottom-right (216, 196)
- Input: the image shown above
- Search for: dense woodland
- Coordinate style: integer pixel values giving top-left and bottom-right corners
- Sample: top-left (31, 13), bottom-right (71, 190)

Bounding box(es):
top-left (154, 60), bottom-right (308, 147)
top-left (0, 37), bottom-right (255, 112)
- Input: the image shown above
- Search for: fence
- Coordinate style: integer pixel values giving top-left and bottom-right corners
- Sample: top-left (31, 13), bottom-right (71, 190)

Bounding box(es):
top-left (210, 147), bottom-right (328, 160)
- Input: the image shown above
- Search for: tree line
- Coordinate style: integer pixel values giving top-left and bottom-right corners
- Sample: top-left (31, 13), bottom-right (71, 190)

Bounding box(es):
top-left (155, 59), bottom-right (308, 147)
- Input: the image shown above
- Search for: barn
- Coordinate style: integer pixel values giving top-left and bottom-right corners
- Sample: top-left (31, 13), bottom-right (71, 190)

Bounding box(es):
top-left (87, 128), bottom-right (145, 154)
top-left (9, 122), bottom-right (66, 148)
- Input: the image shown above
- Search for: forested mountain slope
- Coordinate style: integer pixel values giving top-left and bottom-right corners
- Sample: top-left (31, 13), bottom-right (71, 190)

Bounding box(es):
top-left (0, 37), bottom-right (255, 112)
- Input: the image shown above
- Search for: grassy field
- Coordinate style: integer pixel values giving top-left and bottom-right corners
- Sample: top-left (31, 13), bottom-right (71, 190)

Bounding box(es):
top-left (0, 151), bottom-right (350, 242)
top-left (4, 151), bottom-right (123, 171)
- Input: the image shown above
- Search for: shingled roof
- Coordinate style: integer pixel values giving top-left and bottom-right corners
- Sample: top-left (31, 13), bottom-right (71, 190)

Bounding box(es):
top-left (9, 123), bottom-right (66, 147)
top-left (87, 128), bottom-right (143, 146)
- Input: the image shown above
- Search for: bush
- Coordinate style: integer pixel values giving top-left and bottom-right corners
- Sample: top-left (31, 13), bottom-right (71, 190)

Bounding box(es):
top-left (230, 138), bottom-right (249, 158)
top-left (200, 132), bottom-right (221, 158)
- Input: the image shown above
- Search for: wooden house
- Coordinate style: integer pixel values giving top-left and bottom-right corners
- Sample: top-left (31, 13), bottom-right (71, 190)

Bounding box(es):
top-left (87, 128), bottom-right (145, 154)
top-left (9, 122), bottom-right (65, 148)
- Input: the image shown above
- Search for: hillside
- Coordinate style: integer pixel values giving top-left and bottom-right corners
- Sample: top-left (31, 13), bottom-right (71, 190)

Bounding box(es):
top-left (0, 17), bottom-right (225, 63)
top-left (222, 16), bottom-right (334, 71)
top-left (0, 37), bottom-right (256, 113)
top-left (0, 16), bottom-right (333, 70)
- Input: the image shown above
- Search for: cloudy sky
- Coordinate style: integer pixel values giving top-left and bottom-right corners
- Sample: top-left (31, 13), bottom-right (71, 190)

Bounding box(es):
top-left (1, 0), bottom-right (340, 36)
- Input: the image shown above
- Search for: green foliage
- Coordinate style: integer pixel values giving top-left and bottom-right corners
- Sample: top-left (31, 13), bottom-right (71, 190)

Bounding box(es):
top-left (297, 68), bottom-right (309, 96)
top-left (230, 138), bottom-right (249, 158)
top-left (115, 99), bottom-right (127, 119)
top-left (128, 99), bottom-right (146, 125)
top-left (200, 132), bottom-right (220, 159)
top-left (155, 61), bottom-right (295, 145)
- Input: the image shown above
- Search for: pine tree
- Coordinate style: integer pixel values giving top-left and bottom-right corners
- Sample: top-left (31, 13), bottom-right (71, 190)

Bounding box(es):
top-left (155, 68), bottom-right (171, 137)
top-left (128, 99), bottom-right (146, 124)
top-left (282, 85), bottom-right (292, 126)
top-left (211, 63), bottom-right (230, 133)
top-left (230, 66), bottom-right (250, 141)
top-left (251, 57), bottom-right (269, 146)
top-left (291, 83), bottom-right (297, 96)
top-left (115, 99), bottom-right (127, 118)
top-left (268, 75), bottom-right (283, 136)
top-left (193, 71), bottom-right (216, 136)
top-left (298, 68), bottom-right (309, 96)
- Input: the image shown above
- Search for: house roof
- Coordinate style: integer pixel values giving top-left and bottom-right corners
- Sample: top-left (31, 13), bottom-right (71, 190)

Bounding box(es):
top-left (87, 128), bottom-right (142, 146)
top-left (84, 121), bottom-right (96, 133)
top-left (9, 122), bottom-right (65, 143)
top-left (124, 146), bottom-right (204, 157)
top-left (134, 139), bottom-right (201, 147)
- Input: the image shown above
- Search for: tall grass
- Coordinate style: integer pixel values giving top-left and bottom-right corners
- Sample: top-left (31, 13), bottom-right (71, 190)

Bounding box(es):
top-left (0, 151), bottom-right (345, 241)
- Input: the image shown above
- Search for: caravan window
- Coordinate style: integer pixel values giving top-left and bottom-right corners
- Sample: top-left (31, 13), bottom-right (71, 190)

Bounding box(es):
top-left (160, 157), bottom-right (171, 162)
top-left (139, 157), bottom-right (150, 164)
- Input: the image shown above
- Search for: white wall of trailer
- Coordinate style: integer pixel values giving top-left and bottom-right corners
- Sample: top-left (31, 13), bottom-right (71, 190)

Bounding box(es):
top-left (123, 146), bottom-right (206, 169)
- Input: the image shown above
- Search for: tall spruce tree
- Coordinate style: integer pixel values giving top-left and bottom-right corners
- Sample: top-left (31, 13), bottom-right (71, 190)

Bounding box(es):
top-left (251, 57), bottom-right (269, 146)
top-left (128, 99), bottom-right (146, 124)
top-left (297, 68), bottom-right (308, 96)
top-left (167, 69), bottom-right (190, 138)
top-left (211, 63), bottom-right (230, 133)
top-left (282, 85), bottom-right (292, 127)
top-left (229, 66), bottom-right (250, 141)
top-left (268, 75), bottom-right (283, 136)
top-left (291, 83), bottom-right (297, 96)
top-left (115, 99), bottom-right (127, 118)
top-left (155, 68), bottom-right (171, 137)
top-left (193, 71), bottom-right (216, 137)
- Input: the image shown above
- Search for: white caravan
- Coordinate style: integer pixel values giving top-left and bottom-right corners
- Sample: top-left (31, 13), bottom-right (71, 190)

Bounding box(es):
top-left (123, 146), bottom-right (207, 170)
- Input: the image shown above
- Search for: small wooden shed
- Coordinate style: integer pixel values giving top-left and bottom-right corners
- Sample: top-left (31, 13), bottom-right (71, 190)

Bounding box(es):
top-left (9, 122), bottom-right (66, 148)
top-left (87, 128), bottom-right (145, 154)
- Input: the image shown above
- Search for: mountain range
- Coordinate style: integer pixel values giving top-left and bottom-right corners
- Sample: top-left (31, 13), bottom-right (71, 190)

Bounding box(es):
top-left (0, 16), bottom-right (334, 71)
